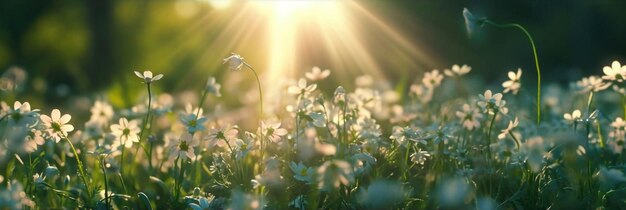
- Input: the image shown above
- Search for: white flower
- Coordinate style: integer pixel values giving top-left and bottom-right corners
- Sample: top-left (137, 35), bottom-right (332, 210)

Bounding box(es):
top-left (358, 180), bottom-right (406, 209)
top-left (573, 76), bottom-right (610, 93)
top-left (89, 100), bottom-right (114, 125)
top-left (110, 118), bottom-right (140, 148)
top-left (463, 8), bottom-right (480, 37)
top-left (410, 149), bottom-right (430, 165)
top-left (455, 104), bottom-right (483, 130)
top-left (477, 90), bottom-right (508, 115)
top-left (24, 129), bottom-right (45, 153)
top-left (502, 68), bottom-right (522, 95)
top-left (40, 109), bottom-right (74, 142)
top-left (611, 117), bottom-right (626, 129)
top-left (261, 121), bottom-right (288, 143)
top-left (444, 64), bottom-right (472, 77)
top-left (134, 71), bottom-right (163, 84)
top-left (6, 101), bottom-right (38, 126)
top-left (498, 117), bottom-right (519, 139)
top-left (223, 53), bottom-right (246, 71)
top-left (305, 66), bottom-right (331, 81)
top-left (205, 77), bottom-right (222, 97)
top-left (563, 109), bottom-right (581, 124)
top-left (317, 160), bottom-right (353, 191)
top-left (206, 126), bottom-right (239, 148)
top-left (287, 78), bottom-right (317, 96)
top-left (422, 69), bottom-right (444, 89)
top-left (602, 60), bottom-right (626, 82)
top-left (168, 133), bottom-right (199, 162)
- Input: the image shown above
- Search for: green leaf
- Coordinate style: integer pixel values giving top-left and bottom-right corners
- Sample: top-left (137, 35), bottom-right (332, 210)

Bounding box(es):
top-left (137, 192), bottom-right (153, 210)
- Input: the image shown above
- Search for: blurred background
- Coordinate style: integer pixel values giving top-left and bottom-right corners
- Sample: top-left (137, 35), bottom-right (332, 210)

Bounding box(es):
top-left (1, 0), bottom-right (625, 115)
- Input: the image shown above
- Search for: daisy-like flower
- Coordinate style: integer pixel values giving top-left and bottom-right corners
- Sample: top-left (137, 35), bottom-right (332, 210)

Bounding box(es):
top-left (444, 64), bottom-right (472, 77)
top-left (89, 100), bottom-right (114, 125)
top-left (287, 78), bottom-right (317, 97)
top-left (477, 90), bottom-right (508, 115)
top-left (206, 126), bottom-right (239, 148)
top-left (502, 68), bottom-right (522, 95)
top-left (168, 133), bottom-right (199, 162)
top-left (223, 53), bottom-right (247, 71)
top-left (422, 69), bottom-right (444, 89)
top-left (305, 66), bottom-right (331, 81)
top-left (602, 60), bottom-right (626, 82)
top-left (40, 109), bottom-right (74, 142)
top-left (134, 70), bottom-right (163, 84)
top-left (261, 121), bottom-right (288, 143)
top-left (333, 86), bottom-right (346, 105)
top-left (7, 101), bottom-right (38, 126)
top-left (180, 113), bottom-right (207, 134)
top-left (289, 162), bottom-right (316, 184)
top-left (110, 118), bottom-right (140, 148)
top-left (563, 109), bottom-right (581, 124)
top-left (410, 148), bottom-right (431, 165)
top-left (455, 104), bottom-right (483, 130)
top-left (572, 76), bottom-right (610, 94)
top-left (498, 117), bottom-right (519, 139)
top-left (205, 76), bottom-right (222, 97)
top-left (24, 129), bottom-right (45, 153)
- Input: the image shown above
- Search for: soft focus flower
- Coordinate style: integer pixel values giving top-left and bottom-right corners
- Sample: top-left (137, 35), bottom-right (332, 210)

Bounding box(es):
top-left (134, 70), bottom-right (163, 84)
top-left (40, 109), bottom-right (74, 142)
top-left (498, 117), bottom-right (519, 139)
top-left (168, 133), bottom-right (199, 162)
top-left (422, 69), bottom-right (444, 89)
top-left (223, 53), bottom-right (246, 71)
top-left (444, 64), bottom-right (472, 77)
top-left (6, 101), bottom-right (38, 127)
top-left (305, 66), bottom-right (331, 81)
top-left (261, 121), bottom-right (288, 143)
top-left (563, 109), bottom-right (581, 124)
top-left (205, 76), bottom-right (222, 97)
top-left (455, 104), bottom-right (483, 130)
top-left (602, 60), bottom-right (626, 82)
top-left (410, 148), bottom-right (431, 165)
top-left (289, 162), bottom-right (315, 184)
top-left (0, 180), bottom-right (35, 209)
top-left (317, 160), bottom-right (354, 191)
top-left (110, 118), bottom-right (140, 148)
top-left (205, 126), bottom-right (239, 148)
top-left (572, 76), bottom-right (610, 94)
top-left (502, 68), bottom-right (522, 95)
top-left (358, 180), bottom-right (406, 209)
top-left (477, 90), bottom-right (508, 115)
top-left (436, 177), bottom-right (472, 208)
top-left (463, 8), bottom-right (482, 37)
top-left (89, 100), bottom-right (114, 125)
top-left (287, 78), bottom-right (317, 97)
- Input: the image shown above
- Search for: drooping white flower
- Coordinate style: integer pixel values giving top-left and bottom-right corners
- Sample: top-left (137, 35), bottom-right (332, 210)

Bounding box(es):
top-left (502, 68), bottom-right (522, 95)
top-left (305, 66), bottom-right (331, 81)
top-left (134, 70), bottom-right (163, 84)
top-left (110, 117), bottom-right (140, 148)
top-left (498, 117), bottom-right (519, 139)
top-left (455, 104), bottom-right (483, 130)
top-left (40, 109), bottom-right (74, 142)
top-left (444, 64), bottom-right (472, 77)
top-left (463, 8), bottom-right (480, 37)
top-left (223, 53), bottom-right (246, 71)
top-left (602, 60), bottom-right (626, 82)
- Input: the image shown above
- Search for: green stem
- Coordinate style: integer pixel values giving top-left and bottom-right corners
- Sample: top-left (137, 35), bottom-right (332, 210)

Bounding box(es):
top-left (63, 136), bottom-right (91, 202)
top-left (101, 157), bottom-right (110, 210)
top-left (244, 63), bottom-right (264, 120)
top-left (486, 110), bottom-right (498, 161)
top-left (139, 84), bottom-right (153, 141)
top-left (483, 20), bottom-right (542, 126)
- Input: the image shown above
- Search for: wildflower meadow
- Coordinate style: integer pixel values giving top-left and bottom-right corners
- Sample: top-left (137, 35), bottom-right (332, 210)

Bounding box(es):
top-left (2, 2), bottom-right (626, 210)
